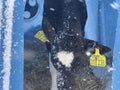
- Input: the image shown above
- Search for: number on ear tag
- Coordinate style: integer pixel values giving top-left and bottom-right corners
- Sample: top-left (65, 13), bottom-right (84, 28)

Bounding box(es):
top-left (90, 48), bottom-right (106, 67)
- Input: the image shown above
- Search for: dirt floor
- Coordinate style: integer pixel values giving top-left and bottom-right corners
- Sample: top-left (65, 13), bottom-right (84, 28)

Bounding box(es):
top-left (24, 40), bottom-right (51, 90)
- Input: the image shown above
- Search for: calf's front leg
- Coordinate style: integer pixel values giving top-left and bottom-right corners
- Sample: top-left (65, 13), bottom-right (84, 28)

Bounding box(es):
top-left (49, 53), bottom-right (58, 90)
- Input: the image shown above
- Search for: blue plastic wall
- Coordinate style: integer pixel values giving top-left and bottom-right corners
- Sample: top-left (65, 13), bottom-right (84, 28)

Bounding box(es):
top-left (10, 1), bottom-right (24, 90)
top-left (0, 0), bottom-right (24, 90)
top-left (24, 0), bottom-right (44, 40)
top-left (85, 0), bottom-right (99, 41)
top-left (85, 0), bottom-right (119, 89)
top-left (85, 0), bottom-right (117, 48)
top-left (113, 0), bottom-right (120, 90)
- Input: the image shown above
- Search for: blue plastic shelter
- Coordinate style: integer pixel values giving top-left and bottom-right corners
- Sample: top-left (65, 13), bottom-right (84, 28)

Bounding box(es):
top-left (113, 0), bottom-right (120, 90)
top-left (0, 0), bottom-right (120, 90)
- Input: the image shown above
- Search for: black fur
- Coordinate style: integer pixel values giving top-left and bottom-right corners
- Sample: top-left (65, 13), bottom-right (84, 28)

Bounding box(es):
top-left (42, 0), bottom-right (111, 90)
top-left (50, 30), bottom-right (110, 90)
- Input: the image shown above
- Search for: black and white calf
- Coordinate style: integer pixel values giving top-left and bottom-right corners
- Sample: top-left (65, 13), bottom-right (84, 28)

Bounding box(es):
top-left (43, 0), bottom-right (111, 90)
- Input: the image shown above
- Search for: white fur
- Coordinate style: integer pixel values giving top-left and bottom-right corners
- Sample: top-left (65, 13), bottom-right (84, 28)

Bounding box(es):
top-left (49, 53), bottom-right (58, 90)
top-left (57, 51), bottom-right (74, 67)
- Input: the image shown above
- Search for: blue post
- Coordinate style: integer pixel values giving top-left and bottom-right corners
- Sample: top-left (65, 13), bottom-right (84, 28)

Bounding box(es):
top-left (0, 0), bottom-right (24, 90)
top-left (10, 1), bottom-right (24, 90)
top-left (113, 0), bottom-right (120, 89)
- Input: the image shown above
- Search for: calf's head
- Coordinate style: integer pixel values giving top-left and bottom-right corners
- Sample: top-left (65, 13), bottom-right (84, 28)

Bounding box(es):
top-left (42, 17), bottom-right (111, 70)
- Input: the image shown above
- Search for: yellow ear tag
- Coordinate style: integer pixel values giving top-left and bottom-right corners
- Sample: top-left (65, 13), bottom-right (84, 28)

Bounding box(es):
top-left (90, 48), bottom-right (106, 67)
top-left (34, 31), bottom-right (50, 43)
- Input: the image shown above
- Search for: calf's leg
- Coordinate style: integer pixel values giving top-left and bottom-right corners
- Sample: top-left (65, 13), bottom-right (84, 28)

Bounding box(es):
top-left (49, 53), bottom-right (58, 90)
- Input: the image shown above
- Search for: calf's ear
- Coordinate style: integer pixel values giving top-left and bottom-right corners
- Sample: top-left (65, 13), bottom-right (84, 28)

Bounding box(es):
top-left (42, 17), bottom-right (56, 42)
top-left (84, 38), bottom-right (111, 54)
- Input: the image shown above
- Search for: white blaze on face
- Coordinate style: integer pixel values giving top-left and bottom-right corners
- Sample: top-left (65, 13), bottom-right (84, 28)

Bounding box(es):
top-left (57, 51), bottom-right (74, 67)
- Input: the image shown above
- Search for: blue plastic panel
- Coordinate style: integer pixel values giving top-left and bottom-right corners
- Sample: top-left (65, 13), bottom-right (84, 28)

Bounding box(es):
top-left (99, 0), bottom-right (117, 49)
top-left (0, 0), bottom-right (24, 90)
top-left (24, 0), bottom-right (44, 40)
top-left (85, 0), bottom-right (118, 89)
top-left (85, 0), bottom-right (117, 48)
top-left (85, 0), bottom-right (99, 41)
top-left (113, 0), bottom-right (120, 89)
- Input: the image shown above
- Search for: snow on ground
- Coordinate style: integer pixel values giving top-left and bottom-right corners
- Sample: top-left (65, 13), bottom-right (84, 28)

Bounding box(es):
top-left (0, 0), bottom-right (15, 90)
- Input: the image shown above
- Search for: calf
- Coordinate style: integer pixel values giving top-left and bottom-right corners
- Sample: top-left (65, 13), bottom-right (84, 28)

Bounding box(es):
top-left (43, 0), bottom-right (111, 90)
